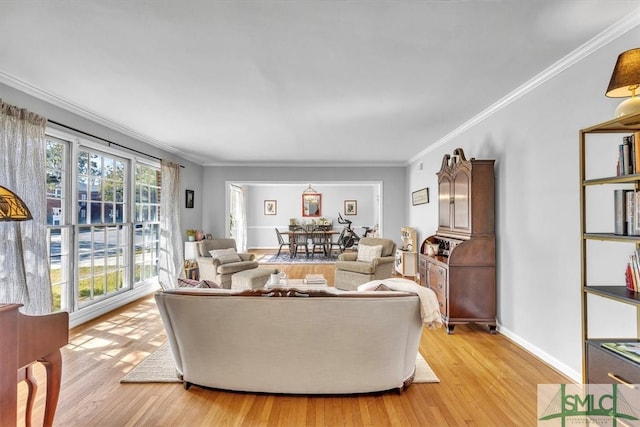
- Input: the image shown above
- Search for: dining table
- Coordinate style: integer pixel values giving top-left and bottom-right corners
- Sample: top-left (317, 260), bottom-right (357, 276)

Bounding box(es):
top-left (278, 228), bottom-right (341, 257)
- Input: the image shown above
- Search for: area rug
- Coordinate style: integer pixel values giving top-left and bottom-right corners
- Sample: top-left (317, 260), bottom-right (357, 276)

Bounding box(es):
top-left (257, 253), bottom-right (338, 264)
top-left (120, 343), bottom-right (181, 383)
top-left (415, 353), bottom-right (440, 383)
top-left (121, 343), bottom-right (439, 384)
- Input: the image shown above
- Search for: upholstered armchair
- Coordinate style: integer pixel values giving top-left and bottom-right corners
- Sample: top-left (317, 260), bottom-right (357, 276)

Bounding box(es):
top-left (334, 237), bottom-right (397, 291)
top-left (195, 239), bottom-right (258, 288)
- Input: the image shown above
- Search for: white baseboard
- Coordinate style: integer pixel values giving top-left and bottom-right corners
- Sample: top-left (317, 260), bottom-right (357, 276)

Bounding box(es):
top-left (497, 325), bottom-right (581, 383)
top-left (69, 280), bottom-right (160, 328)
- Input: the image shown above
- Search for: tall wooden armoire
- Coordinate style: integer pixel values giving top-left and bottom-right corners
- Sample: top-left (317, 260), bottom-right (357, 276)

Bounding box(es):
top-left (419, 148), bottom-right (496, 334)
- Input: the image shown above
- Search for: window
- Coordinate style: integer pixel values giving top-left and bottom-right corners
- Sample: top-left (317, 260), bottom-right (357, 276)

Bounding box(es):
top-left (76, 148), bottom-right (131, 307)
top-left (45, 132), bottom-right (161, 315)
top-left (46, 136), bottom-right (71, 311)
top-left (134, 164), bottom-right (161, 282)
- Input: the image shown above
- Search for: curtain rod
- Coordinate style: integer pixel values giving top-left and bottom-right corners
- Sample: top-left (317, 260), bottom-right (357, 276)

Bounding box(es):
top-left (47, 119), bottom-right (184, 168)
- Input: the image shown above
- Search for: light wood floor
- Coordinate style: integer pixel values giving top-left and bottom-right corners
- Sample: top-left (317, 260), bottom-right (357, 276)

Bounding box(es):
top-left (18, 256), bottom-right (571, 426)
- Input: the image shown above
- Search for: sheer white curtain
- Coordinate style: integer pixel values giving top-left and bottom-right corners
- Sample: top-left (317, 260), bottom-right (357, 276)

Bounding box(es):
top-left (0, 99), bottom-right (52, 314)
top-left (158, 160), bottom-right (183, 290)
top-left (230, 184), bottom-right (248, 251)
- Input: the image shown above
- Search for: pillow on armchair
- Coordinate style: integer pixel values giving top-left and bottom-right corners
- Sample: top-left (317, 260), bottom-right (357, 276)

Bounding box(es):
top-left (356, 244), bottom-right (383, 263)
top-left (177, 278), bottom-right (221, 288)
top-left (209, 248), bottom-right (242, 264)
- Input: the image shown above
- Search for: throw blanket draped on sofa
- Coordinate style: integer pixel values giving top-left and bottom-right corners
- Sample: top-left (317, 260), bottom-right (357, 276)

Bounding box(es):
top-left (358, 278), bottom-right (443, 329)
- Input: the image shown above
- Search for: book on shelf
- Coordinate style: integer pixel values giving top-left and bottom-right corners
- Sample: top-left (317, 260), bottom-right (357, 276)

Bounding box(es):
top-left (616, 133), bottom-right (640, 176)
top-left (627, 190), bottom-right (636, 235)
top-left (614, 189), bottom-right (640, 236)
top-left (625, 249), bottom-right (640, 292)
top-left (615, 189), bottom-right (627, 235)
top-left (601, 342), bottom-right (640, 365)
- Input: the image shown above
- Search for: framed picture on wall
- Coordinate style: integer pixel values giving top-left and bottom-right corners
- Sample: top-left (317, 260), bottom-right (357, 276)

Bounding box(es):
top-left (185, 190), bottom-right (195, 208)
top-left (264, 200), bottom-right (277, 215)
top-left (344, 200), bottom-right (357, 215)
top-left (411, 188), bottom-right (429, 206)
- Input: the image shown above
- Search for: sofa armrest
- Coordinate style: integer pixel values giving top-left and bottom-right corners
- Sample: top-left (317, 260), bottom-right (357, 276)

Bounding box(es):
top-left (372, 255), bottom-right (396, 267)
top-left (338, 252), bottom-right (358, 262)
top-left (238, 253), bottom-right (256, 261)
top-left (196, 256), bottom-right (219, 280)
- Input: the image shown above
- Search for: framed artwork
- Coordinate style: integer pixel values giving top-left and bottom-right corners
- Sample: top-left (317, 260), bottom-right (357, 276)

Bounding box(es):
top-left (412, 188), bottom-right (429, 206)
top-left (344, 200), bottom-right (357, 215)
top-left (302, 193), bottom-right (321, 217)
top-left (264, 200), bottom-right (277, 215)
top-left (185, 190), bottom-right (195, 208)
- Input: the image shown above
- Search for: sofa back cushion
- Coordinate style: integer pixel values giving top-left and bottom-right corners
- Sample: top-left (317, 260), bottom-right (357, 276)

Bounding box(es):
top-left (197, 238), bottom-right (237, 257)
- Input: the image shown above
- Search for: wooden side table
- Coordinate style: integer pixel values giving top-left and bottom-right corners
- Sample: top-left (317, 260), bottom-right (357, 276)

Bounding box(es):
top-left (0, 304), bottom-right (69, 426)
top-left (184, 260), bottom-right (200, 280)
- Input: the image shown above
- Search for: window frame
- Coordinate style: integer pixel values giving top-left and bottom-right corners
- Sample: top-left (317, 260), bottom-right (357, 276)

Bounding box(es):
top-left (45, 128), bottom-right (162, 318)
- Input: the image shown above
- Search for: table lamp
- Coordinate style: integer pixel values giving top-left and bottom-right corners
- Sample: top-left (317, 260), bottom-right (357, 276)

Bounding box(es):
top-left (0, 185), bottom-right (32, 221)
top-left (606, 48), bottom-right (640, 118)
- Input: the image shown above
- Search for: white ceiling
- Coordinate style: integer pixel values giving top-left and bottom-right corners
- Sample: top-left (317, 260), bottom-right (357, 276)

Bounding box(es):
top-left (1, 1), bottom-right (638, 166)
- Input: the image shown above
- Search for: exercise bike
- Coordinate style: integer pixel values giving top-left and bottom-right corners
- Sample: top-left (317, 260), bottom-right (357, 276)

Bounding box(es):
top-left (337, 212), bottom-right (372, 251)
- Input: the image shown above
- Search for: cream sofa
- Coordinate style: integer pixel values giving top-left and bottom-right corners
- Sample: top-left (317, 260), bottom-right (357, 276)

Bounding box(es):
top-left (195, 239), bottom-right (258, 288)
top-left (155, 287), bottom-right (423, 394)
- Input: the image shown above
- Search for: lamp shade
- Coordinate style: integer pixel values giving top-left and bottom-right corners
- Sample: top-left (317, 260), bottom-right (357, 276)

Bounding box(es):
top-left (0, 185), bottom-right (32, 221)
top-left (606, 48), bottom-right (640, 98)
top-left (184, 241), bottom-right (199, 260)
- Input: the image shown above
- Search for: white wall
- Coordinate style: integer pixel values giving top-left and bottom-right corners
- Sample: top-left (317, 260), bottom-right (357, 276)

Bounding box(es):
top-left (408, 30), bottom-right (640, 381)
top-left (244, 182), bottom-right (379, 248)
top-left (202, 166), bottom-right (407, 248)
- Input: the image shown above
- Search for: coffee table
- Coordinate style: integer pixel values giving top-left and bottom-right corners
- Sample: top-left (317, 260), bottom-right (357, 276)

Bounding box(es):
top-left (264, 276), bottom-right (328, 290)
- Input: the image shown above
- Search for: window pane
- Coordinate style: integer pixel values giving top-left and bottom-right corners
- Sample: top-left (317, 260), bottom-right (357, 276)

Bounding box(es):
top-left (90, 154), bottom-right (101, 176)
top-left (134, 164), bottom-right (161, 283)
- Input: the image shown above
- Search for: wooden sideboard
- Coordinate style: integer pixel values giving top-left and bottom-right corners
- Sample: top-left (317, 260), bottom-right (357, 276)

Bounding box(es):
top-left (420, 148), bottom-right (496, 334)
top-left (0, 304), bottom-right (69, 426)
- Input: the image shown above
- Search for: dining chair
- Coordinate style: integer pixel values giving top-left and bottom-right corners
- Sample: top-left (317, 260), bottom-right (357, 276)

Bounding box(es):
top-left (310, 226), bottom-right (328, 257)
top-left (291, 227), bottom-right (310, 258)
top-left (275, 228), bottom-right (292, 257)
top-left (327, 227), bottom-right (346, 257)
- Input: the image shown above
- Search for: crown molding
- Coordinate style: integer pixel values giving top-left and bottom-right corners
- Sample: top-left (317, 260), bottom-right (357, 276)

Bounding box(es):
top-left (202, 160), bottom-right (406, 167)
top-left (0, 71), bottom-right (200, 159)
top-left (409, 7), bottom-right (640, 164)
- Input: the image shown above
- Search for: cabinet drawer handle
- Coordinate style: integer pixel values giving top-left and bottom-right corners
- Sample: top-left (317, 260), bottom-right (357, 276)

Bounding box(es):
top-left (607, 372), bottom-right (637, 389)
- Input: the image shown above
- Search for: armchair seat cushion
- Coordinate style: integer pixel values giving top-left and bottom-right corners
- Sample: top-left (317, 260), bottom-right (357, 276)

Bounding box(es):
top-left (217, 260), bottom-right (260, 275)
top-left (335, 260), bottom-right (376, 275)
